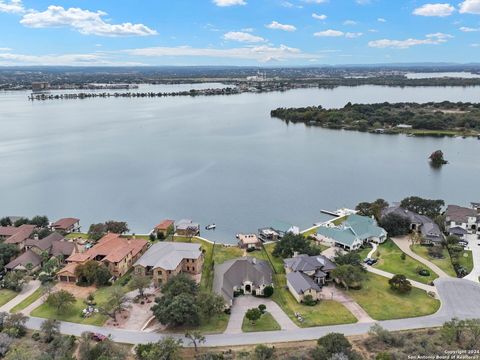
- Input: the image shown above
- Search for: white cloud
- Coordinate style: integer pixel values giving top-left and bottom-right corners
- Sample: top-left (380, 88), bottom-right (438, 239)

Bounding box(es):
top-left (377, 17), bottom-right (387, 22)
top-left (19, 6), bottom-right (157, 37)
top-left (356, 0), bottom-right (372, 4)
top-left (302, 0), bottom-right (328, 3)
top-left (343, 20), bottom-right (357, 25)
top-left (223, 31), bottom-right (266, 43)
top-left (460, 26), bottom-right (480, 31)
top-left (313, 29), bottom-right (363, 38)
top-left (126, 44), bottom-right (320, 63)
top-left (266, 21), bottom-right (296, 31)
top-left (213, 0), bottom-right (246, 6)
top-left (471, 43), bottom-right (480, 47)
top-left (369, 33), bottom-right (452, 49)
top-left (413, 3), bottom-right (455, 17)
top-left (459, 0), bottom-right (480, 14)
top-left (0, 47), bottom-right (12, 51)
top-left (314, 29), bottom-right (344, 37)
top-left (0, 0), bottom-right (24, 14)
top-left (312, 13), bottom-right (327, 20)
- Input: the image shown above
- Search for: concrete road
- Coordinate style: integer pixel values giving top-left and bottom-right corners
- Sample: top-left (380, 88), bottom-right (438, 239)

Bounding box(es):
top-left (23, 278), bottom-right (480, 347)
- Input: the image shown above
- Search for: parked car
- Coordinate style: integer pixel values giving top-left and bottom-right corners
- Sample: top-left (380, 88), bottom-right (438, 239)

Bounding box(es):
top-left (90, 332), bottom-right (107, 342)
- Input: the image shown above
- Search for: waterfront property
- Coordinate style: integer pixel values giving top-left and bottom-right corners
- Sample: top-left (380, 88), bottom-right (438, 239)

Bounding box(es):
top-left (59, 233), bottom-right (148, 282)
top-left (445, 205), bottom-right (479, 235)
top-left (133, 241), bottom-right (203, 286)
top-left (382, 205), bottom-right (443, 245)
top-left (51, 217), bottom-right (81, 233)
top-left (213, 257), bottom-right (273, 307)
top-left (175, 219), bottom-right (200, 237)
top-left (286, 271), bottom-right (322, 303)
top-left (153, 219), bottom-right (175, 238)
top-left (315, 214), bottom-right (387, 251)
top-left (237, 233), bottom-right (261, 249)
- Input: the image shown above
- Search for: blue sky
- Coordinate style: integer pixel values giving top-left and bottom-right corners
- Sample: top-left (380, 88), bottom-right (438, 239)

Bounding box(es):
top-left (0, 0), bottom-right (480, 66)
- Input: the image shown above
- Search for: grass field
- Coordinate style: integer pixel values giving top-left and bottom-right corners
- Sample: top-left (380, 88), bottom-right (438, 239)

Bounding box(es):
top-left (348, 272), bottom-right (440, 320)
top-left (0, 289), bottom-right (17, 307)
top-left (410, 245), bottom-right (456, 277)
top-left (369, 240), bottom-right (438, 284)
top-left (458, 250), bottom-right (474, 275)
top-left (10, 288), bottom-right (44, 313)
top-left (242, 312), bottom-right (281, 332)
top-left (165, 313), bottom-right (230, 335)
top-left (271, 275), bottom-right (357, 327)
top-left (65, 232), bottom-right (90, 240)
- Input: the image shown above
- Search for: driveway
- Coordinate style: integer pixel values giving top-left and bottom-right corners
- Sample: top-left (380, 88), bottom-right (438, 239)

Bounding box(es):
top-left (23, 278), bottom-right (480, 347)
top-left (391, 236), bottom-right (450, 278)
top-left (464, 233), bottom-right (480, 283)
top-left (326, 287), bottom-right (373, 323)
top-left (225, 296), bottom-right (298, 334)
top-left (0, 280), bottom-right (41, 313)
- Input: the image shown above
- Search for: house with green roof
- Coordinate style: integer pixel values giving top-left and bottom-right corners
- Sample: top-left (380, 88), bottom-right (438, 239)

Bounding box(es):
top-left (315, 214), bottom-right (387, 251)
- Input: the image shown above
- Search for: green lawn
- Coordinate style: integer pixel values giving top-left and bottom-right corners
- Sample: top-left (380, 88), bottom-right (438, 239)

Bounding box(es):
top-left (458, 250), bottom-right (474, 275)
top-left (411, 245), bottom-right (457, 277)
top-left (242, 312), bottom-right (281, 332)
top-left (348, 273), bottom-right (440, 320)
top-left (371, 240), bottom-right (438, 284)
top-left (64, 232), bottom-right (90, 240)
top-left (165, 313), bottom-right (229, 335)
top-left (30, 284), bottom-right (128, 326)
top-left (271, 275), bottom-right (357, 327)
top-left (10, 288), bottom-right (44, 313)
top-left (0, 289), bottom-right (17, 307)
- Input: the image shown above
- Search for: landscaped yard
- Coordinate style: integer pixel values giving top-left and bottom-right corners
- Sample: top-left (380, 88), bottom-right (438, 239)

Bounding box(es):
top-left (213, 245), bottom-right (244, 266)
top-left (10, 288), bottom-right (44, 313)
top-left (30, 283), bottom-right (128, 326)
top-left (369, 240), bottom-right (438, 284)
top-left (458, 250), bottom-right (474, 275)
top-left (164, 313), bottom-right (229, 335)
top-left (410, 245), bottom-right (457, 277)
top-left (64, 232), bottom-right (90, 240)
top-left (272, 275), bottom-right (357, 327)
top-left (242, 312), bottom-right (281, 332)
top-left (0, 289), bottom-right (17, 307)
top-left (348, 272), bottom-right (440, 320)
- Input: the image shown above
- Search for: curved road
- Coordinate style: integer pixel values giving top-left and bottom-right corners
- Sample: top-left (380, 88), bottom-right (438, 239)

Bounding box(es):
top-left (22, 278), bottom-right (480, 347)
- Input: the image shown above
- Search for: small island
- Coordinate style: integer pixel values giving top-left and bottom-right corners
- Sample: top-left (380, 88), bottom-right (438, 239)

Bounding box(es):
top-left (270, 101), bottom-right (480, 137)
top-left (429, 150), bottom-right (448, 167)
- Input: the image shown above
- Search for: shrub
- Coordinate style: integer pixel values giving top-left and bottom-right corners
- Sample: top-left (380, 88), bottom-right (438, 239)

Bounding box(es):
top-left (303, 294), bottom-right (317, 306)
top-left (258, 304), bottom-right (266, 313)
top-left (262, 285), bottom-right (274, 298)
top-left (31, 332), bottom-right (40, 341)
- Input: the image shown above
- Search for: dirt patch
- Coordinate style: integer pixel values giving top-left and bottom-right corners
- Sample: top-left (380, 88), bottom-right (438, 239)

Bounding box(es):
top-left (54, 283), bottom-right (97, 299)
top-left (104, 294), bottom-right (157, 331)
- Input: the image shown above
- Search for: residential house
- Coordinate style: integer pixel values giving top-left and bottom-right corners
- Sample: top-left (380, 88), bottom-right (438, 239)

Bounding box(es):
top-left (51, 218), bottom-right (80, 233)
top-left (25, 232), bottom-right (77, 262)
top-left (133, 241), bottom-right (203, 286)
top-left (237, 234), bottom-right (261, 249)
top-left (213, 257), bottom-right (273, 307)
top-left (445, 205), bottom-right (479, 234)
top-left (381, 205), bottom-right (444, 245)
top-left (4, 224), bottom-right (36, 250)
top-left (5, 250), bottom-right (42, 273)
top-left (153, 219), bottom-right (175, 238)
top-left (286, 271), bottom-right (322, 303)
top-left (315, 214), bottom-right (387, 251)
top-left (59, 233), bottom-right (148, 283)
top-left (175, 219), bottom-right (200, 237)
top-left (0, 226), bottom-right (19, 241)
top-left (284, 253), bottom-right (336, 303)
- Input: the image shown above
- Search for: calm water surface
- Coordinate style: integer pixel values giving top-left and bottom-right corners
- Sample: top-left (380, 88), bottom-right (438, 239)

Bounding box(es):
top-left (1, 85), bottom-right (479, 243)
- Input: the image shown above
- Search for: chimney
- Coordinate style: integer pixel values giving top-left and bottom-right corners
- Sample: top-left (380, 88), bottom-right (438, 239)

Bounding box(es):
top-left (34, 234), bottom-right (39, 241)
top-left (293, 251), bottom-right (299, 258)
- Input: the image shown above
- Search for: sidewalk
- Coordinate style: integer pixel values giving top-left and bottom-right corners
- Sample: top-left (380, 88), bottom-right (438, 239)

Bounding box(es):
top-left (0, 280), bottom-right (41, 313)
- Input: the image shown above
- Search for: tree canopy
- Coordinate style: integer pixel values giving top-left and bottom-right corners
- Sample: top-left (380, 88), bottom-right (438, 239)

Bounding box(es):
top-left (400, 196), bottom-right (445, 218)
top-left (272, 233), bottom-right (320, 259)
top-left (380, 213), bottom-right (411, 237)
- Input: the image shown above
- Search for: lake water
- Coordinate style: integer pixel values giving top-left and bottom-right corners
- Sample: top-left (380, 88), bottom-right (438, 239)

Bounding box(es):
top-left (1, 85), bottom-right (479, 244)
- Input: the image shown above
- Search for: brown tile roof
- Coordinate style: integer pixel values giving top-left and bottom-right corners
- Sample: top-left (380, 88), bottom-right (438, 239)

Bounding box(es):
top-left (0, 226), bottom-right (18, 237)
top-left (155, 220), bottom-right (175, 231)
top-left (57, 262), bottom-right (78, 277)
top-left (5, 250), bottom-right (42, 270)
top-left (5, 224), bottom-right (36, 244)
top-left (51, 241), bottom-right (76, 257)
top-left (52, 218), bottom-right (79, 230)
top-left (66, 233), bottom-right (147, 264)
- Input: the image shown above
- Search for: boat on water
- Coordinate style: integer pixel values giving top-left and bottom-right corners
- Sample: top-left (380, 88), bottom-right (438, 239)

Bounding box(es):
top-left (205, 224), bottom-right (216, 230)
